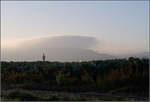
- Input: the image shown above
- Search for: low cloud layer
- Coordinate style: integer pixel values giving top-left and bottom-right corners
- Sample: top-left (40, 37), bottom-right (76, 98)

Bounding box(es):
top-left (2, 35), bottom-right (147, 61)
top-left (21, 35), bottom-right (98, 50)
top-left (2, 35), bottom-right (114, 61)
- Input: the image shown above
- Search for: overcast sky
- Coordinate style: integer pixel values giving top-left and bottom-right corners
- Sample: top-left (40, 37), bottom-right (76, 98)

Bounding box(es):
top-left (1, 1), bottom-right (149, 56)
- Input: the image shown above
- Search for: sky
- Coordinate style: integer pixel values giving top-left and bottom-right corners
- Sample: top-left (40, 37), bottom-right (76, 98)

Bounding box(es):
top-left (1, 1), bottom-right (149, 61)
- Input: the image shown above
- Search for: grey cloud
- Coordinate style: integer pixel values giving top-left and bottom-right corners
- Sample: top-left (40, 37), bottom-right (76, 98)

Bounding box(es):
top-left (21, 35), bottom-right (98, 49)
top-left (2, 35), bottom-right (115, 61)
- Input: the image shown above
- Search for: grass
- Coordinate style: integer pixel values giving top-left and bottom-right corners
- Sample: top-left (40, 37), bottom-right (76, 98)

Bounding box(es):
top-left (1, 89), bottom-right (148, 101)
top-left (1, 89), bottom-right (88, 101)
top-left (1, 90), bottom-right (40, 101)
top-left (109, 86), bottom-right (149, 97)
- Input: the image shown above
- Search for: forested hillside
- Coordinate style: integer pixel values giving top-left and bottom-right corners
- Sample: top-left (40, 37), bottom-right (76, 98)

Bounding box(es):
top-left (1, 57), bottom-right (149, 98)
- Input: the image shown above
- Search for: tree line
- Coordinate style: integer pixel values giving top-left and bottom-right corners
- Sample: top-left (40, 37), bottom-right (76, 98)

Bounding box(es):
top-left (1, 57), bottom-right (149, 96)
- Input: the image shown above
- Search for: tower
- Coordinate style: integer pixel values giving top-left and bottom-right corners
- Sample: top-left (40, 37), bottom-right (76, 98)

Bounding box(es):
top-left (42, 53), bottom-right (46, 62)
top-left (42, 53), bottom-right (46, 73)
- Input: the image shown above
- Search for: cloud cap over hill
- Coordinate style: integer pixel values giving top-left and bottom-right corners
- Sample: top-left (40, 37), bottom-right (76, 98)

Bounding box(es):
top-left (2, 35), bottom-right (115, 61)
top-left (21, 35), bottom-right (98, 49)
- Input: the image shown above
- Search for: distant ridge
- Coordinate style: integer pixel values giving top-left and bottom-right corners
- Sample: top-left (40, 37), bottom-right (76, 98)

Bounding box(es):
top-left (2, 35), bottom-right (148, 61)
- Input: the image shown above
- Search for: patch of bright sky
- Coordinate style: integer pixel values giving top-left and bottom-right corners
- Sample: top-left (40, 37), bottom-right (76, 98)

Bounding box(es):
top-left (1, 1), bottom-right (149, 54)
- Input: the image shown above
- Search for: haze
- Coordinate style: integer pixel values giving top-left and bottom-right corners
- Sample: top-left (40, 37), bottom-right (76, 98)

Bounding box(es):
top-left (1, 1), bottom-right (149, 61)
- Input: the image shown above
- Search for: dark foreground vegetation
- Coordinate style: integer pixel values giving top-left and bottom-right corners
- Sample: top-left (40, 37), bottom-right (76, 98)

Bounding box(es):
top-left (2, 89), bottom-right (148, 101)
top-left (1, 57), bottom-right (149, 101)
